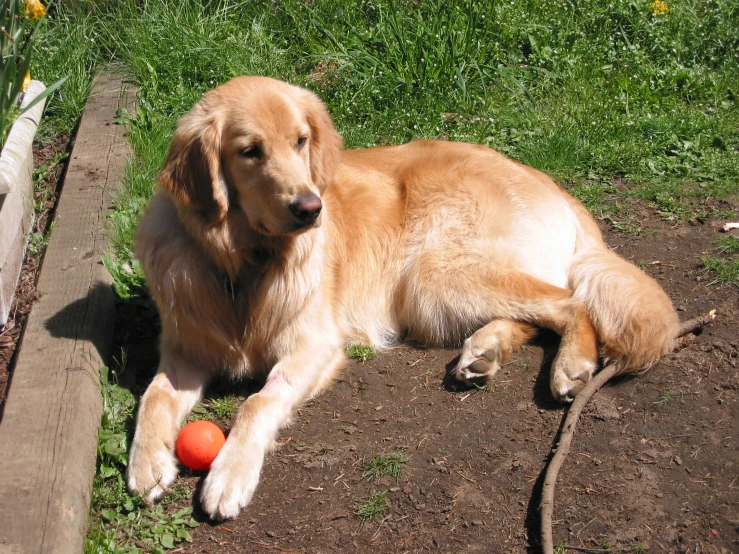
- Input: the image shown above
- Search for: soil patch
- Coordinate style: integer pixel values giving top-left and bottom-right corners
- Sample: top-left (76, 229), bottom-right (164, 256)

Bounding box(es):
top-left (0, 133), bottom-right (70, 407)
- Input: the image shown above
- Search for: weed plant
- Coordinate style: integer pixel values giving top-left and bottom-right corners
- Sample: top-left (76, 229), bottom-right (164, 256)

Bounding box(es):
top-left (354, 490), bottom-right (390, 523)
top-left (209, 397), bottom-right (239, 420)
top-left (362, 452), bottom-right (409, 482)
top-left (654, 389), bottom-right (676, 405)
top-left (347, 343), bottom-right (376, 362)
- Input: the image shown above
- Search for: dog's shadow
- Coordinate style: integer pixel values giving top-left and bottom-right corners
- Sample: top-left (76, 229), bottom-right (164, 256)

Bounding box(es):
top-left (190, 479), bottom-right (216, 525)
top-left (441, 329), bottom-right (566, 410)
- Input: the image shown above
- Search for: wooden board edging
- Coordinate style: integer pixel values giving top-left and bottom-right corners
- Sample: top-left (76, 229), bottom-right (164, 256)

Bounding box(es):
top-left (0, 70), bottom-right (136, 554)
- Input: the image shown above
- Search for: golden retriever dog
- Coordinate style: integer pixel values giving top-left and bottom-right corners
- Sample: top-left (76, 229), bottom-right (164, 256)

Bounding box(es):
top-left (127, 76), bottom-right (678, 520)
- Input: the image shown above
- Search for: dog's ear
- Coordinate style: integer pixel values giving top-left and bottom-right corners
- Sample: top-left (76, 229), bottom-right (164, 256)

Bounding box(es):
top-left (302, 89), bottom-right (343, 191)
top-left (157, 108), bottom-right (229, 223)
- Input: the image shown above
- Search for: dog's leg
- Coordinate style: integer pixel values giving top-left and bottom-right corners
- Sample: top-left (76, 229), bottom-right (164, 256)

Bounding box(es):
top-left (200, 346), bottom-right (344, 520)
top-left (127, 352), bottom-right (210, 503)
top-left (455, 320), bottom-right (536, 385)
top-left (547, 307), bottom-right (599, 401)
top-left (435, 268), bottom-right (598, 401)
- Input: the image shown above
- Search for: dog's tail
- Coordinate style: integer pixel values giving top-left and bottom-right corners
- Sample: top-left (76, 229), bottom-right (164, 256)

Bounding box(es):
top-left (569, 247), bottom-right (679, 374)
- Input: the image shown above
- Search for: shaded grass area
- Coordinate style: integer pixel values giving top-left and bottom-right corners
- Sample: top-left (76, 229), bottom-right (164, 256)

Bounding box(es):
top-left (85, 365), bottom-right (200, 553)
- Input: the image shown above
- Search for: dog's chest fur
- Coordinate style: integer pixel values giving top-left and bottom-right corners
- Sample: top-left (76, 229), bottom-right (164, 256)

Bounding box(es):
top-left (210, 236), bottom-right (327, 375)
top-left (137, 195), bottom-right (327, 377)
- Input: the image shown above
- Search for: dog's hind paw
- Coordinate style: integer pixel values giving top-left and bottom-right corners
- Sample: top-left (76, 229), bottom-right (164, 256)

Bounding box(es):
top-left (550, 360), bottom-right (595, 402)
top-left (552, 376), bottom-right (589, 402)
top-left (454, 320), bottom-right (533, 387)
top-left (454, 339), bottom-right (503, 386)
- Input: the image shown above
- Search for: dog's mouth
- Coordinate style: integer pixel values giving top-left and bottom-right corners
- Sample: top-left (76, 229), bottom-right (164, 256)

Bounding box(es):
top-left (255, 217), bottom-right (320, 237)
top-left (292, 215), bottom-right (322, 233)
top-left (256, 220), bottom-right (272, 235)
top-left (289, 217), bottom-right (321, 235)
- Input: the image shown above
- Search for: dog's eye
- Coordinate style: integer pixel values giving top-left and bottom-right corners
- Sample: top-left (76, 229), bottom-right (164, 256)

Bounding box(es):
top-left (297, 136), bottom-right (308, 150)
top-left (240, 145), bottom-right (262, 160)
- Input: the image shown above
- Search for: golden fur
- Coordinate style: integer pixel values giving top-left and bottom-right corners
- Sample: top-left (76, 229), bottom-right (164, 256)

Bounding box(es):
top-left (127, 76), bottom-right (679, 520)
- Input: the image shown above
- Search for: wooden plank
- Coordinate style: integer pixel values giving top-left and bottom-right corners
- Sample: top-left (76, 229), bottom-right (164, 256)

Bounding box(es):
top-left (0, 70), bottom-right (136, 554)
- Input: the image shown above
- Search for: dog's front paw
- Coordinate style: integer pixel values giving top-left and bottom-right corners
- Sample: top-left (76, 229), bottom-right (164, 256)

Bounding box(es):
top-left (127, 437), bottom-right (179, 503)
top-left (200, 439), bottom-right (262, 520)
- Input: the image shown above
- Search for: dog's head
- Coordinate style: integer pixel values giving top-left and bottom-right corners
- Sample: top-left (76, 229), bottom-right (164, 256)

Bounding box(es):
top-left (158, 76), bottom-right (343, 236)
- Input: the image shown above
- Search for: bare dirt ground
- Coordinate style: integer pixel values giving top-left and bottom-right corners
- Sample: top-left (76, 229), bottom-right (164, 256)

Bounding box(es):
top-left (114, 196), bottom-right (738, 554)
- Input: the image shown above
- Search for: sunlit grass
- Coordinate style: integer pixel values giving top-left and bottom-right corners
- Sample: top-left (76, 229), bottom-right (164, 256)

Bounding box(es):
top-left (89, 0), bottom-right (738, 291)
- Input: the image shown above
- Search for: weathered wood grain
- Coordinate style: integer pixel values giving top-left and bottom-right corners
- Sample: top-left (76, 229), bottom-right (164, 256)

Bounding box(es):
top-left (0, 70), bottom-right (136, 554)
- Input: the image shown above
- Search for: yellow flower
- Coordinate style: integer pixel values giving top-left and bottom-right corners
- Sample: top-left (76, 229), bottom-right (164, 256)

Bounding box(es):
top-left (22, 71), bottom-right (31, 92)
top-left (652, 0), bottom-right (668, 15)
top-left (24, 0), bottom-right (46, 20)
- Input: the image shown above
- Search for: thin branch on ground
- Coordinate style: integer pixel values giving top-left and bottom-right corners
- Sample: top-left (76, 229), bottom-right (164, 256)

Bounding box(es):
top-left (562, 546), bottom-right (631, 553)
top-left (539, 310), bottom-right (717, 554)
top-left (677, 310), bottom-right (717, 337)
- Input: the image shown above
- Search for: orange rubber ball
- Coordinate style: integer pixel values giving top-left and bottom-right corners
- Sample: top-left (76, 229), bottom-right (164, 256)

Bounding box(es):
top-left (175, 420), bottom-right (226, 471)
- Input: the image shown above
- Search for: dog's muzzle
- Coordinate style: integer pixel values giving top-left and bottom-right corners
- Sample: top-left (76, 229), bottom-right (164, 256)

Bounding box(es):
top-left (288, 194), bottom-right (322, 226)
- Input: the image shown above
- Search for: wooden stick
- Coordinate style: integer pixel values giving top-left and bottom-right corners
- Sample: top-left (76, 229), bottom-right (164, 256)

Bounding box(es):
top-left (539, 310), bottom-right (716, 554)
top-left (562, 547), bottom-right (629, 553)
top-left (677, 310), bottom-right (716, 338)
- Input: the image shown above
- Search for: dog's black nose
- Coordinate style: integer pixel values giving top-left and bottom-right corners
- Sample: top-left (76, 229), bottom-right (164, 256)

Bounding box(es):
top-left (288, 194), bottom-right (322, 223)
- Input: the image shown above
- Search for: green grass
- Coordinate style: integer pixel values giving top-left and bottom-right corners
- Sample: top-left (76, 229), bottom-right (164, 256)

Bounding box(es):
top-left (717, 235), bottom-right (739, 255)
top-left (347, 344), bottom-right (376, 362)
top-left (86, 365), bottom-right (200, 553)
top-left (701, 235), bottom-right (739, 286)
top-left (353, 490), bottom-right (390, 523)
top-left (702, 256), bottom-right (739, 286)
top-left (32, 4), bottom-right (107, 140)
top-left (73, 0), bottom-right (737, 290)
top-left (654, 389), bottom-right (676, 405)
top-left (362, 452), bottom-right (408, 482)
